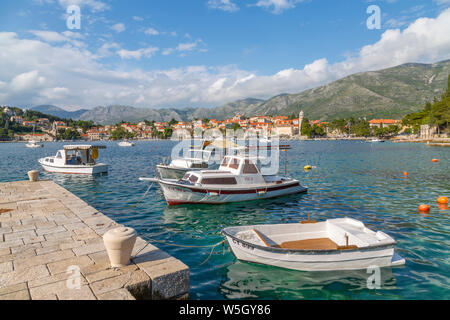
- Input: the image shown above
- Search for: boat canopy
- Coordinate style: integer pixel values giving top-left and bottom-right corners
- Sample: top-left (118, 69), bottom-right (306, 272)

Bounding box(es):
top-left (63, 145), bottom-right (107, 150)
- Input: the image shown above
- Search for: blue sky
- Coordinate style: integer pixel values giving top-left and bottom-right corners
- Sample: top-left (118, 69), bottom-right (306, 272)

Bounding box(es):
top-left (0, 0), bottom-right (449, 110)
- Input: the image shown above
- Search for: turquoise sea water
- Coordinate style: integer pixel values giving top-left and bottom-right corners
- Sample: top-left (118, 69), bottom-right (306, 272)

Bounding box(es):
top-left (0, 140), bottom-right (449, 299)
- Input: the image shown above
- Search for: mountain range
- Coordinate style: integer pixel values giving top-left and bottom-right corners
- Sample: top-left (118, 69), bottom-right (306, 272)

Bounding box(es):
top-left (31, 60), bottom-right (450, 124)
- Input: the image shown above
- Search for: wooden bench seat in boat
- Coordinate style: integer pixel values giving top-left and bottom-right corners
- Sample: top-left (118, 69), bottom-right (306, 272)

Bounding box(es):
top-left (278, 238), bottom-right (339, 250)
top-left (253, 229), bottom-right (358, 251)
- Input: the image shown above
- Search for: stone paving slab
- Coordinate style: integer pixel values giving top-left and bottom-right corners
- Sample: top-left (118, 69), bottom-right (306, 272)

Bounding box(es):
top-left (0, 180), bottom-right (189, 300)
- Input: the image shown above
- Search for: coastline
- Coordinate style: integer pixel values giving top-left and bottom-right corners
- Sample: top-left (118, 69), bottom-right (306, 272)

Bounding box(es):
top-left (1, 136), bottom-right (449, 146)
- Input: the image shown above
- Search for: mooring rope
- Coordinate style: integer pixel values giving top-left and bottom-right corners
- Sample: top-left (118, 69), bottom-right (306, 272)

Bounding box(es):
top-left (142, 182), bottom-right (154, 198)
top-left (132, 237), bottom-right (226, 266)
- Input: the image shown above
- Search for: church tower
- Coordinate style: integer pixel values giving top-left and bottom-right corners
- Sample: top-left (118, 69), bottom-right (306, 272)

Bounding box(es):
top-left (298, 110), bottom-right (304, 135)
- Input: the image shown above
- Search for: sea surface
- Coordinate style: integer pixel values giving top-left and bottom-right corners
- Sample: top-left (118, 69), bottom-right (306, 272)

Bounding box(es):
top-left (0, 140), bottom-right (449, 299)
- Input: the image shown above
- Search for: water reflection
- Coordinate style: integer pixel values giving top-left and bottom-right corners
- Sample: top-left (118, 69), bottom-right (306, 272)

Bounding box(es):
top-left (161, 193), bottom-right (309, 235)
top-left (220, 261), bottom-right (400, 300)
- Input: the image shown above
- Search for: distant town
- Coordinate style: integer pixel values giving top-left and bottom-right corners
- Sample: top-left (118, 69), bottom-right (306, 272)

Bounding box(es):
top-left (1, 86), bottom-right (448, 143)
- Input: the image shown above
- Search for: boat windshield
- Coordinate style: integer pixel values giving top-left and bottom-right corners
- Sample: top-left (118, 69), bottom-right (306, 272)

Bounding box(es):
top-left (228, 158), bottom-right (240, 170)
top-left (182, 173), bottom-right (198, 184)
top-left (221, 157), bottom-right (229, 166)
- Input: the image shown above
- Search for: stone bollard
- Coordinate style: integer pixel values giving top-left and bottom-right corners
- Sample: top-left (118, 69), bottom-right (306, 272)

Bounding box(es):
top-left (103, 227), bottom-right (137, 268)
top-left (27, 170), bottom-right (39, 182)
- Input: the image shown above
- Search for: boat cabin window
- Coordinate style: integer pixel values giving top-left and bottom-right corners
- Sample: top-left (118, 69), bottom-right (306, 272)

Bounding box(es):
top-left (188, 175), bottom-right (198, 183)
top-left (221, 157), bottom-right (229, 167)
top-left (191, 162), bottom-right (208, 169)
top-left (201, 177), bottom-right (237, 185)
top-left (56, 151), bottom-right (62, 159)
top-left (182, 174), bottom-right (199, 183)
top-left (228, 158), bottom-right (240, 170)
top-left (242, 159), bottom-right (259, 174)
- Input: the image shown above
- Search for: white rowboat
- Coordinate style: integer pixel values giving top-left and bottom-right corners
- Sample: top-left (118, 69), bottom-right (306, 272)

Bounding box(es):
top-left (222, 217), bottom-right (405, 271)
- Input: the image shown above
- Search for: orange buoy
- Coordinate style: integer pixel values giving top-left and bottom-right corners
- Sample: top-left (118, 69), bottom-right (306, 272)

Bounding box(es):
top-left (418, 204), bottom-right (430, 213)
top-left (403, 172), bottom-right (408, 176)
top-left (432, 159), bottom-right (439, 163)
top-left (437, 196), bottom-right (449, 204)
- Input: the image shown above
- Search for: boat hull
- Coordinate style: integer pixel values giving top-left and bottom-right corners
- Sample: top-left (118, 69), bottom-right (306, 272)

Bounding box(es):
top-left (38, 159), bottom-right (108, 175)
top-left (224, 234), bottom-right (400, 271)
top-left (157, 180), bottom-right (307, 205)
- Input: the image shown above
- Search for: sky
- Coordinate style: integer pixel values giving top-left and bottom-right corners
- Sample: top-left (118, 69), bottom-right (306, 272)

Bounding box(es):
top-left (0, 0), bottom-right (449, 110)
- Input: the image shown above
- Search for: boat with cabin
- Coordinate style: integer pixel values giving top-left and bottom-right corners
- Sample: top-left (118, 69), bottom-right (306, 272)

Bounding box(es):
top-left (26, 140), bottom-right (43, 148)
top-left (156, 149), bottom-right (215, 179)
top-left (38, 145), bottom-right (108, 174)
top-left (118, 140), bottom-right (135, 147)
top-left (140, 154), bottom-right (307, 205)
top-left (222, 217), bottom-right (405, 271)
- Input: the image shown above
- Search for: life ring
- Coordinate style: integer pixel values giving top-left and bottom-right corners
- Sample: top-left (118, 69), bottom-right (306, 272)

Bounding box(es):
top-left (92, 147), bottom-right (99, 159)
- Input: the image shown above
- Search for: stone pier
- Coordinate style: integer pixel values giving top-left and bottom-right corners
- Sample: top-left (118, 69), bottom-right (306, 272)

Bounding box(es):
top-left (0, 180), bottom-right (189, 300)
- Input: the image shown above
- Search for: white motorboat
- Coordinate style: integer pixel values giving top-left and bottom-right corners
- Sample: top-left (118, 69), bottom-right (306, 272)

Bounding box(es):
top-left (26, 140), bottom-right (43, 148)
top-left (156, 149), bottom-right (215, 179)
top-left (369, 138), bottom-right (385, 143)
top-left (38, 145), bottom-right (108, 174)
top-left (118, 140), bottom-right (135, 147)
top-left (140, 154), bottom-right (307, 205)
top-left (222, 217), bottom-right (405, 271)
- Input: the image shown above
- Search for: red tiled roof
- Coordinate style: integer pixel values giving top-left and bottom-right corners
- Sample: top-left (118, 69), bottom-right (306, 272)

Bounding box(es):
top-left (369, 119), bottom-right (397, 124)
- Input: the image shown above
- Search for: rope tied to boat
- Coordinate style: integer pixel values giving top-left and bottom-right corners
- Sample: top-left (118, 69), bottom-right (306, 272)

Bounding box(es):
top-left (133, 237), bottom-right (227, 266)
top-left (142, 182), bottom-right (154, 198)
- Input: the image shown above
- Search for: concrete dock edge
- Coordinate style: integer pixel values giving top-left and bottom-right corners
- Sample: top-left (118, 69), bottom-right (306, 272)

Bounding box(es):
top-left (0, 180), bottom-right (189, 300)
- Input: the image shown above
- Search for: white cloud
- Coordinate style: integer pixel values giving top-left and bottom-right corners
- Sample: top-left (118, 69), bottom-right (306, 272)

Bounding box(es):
top-left (133, 16), bottom-right (144, 21)
top-left (434, 0), bottom-right (450, 5)
top-left (254, 0), bottom-right (304, 14)
top-left (144, 28), bottom-right (159, 36)
top-left (207, 0), bottom-right (239, 12)
top-left (29, 30), bottom-right (84, 47)
top-left (97, 42), bottom-right (120, 57)
top-left (110, 23), bottom-right (125, 33)
top-left (30, 30), bottom-right (66, 42)
top-left (0, 9), bottom-right (450, 109)
top-left (176, 39), bottom-right (205, 52)
top-left (117, 47), bottom-right (159, 59)
top-left (176, 42), bottom-right (198, 51)
top-left (57, 0), bottom-right (110, 12)
top-left (162, 48), bottom-right (174, 56)
top-left (10, 70), bottom-right (46, 92)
